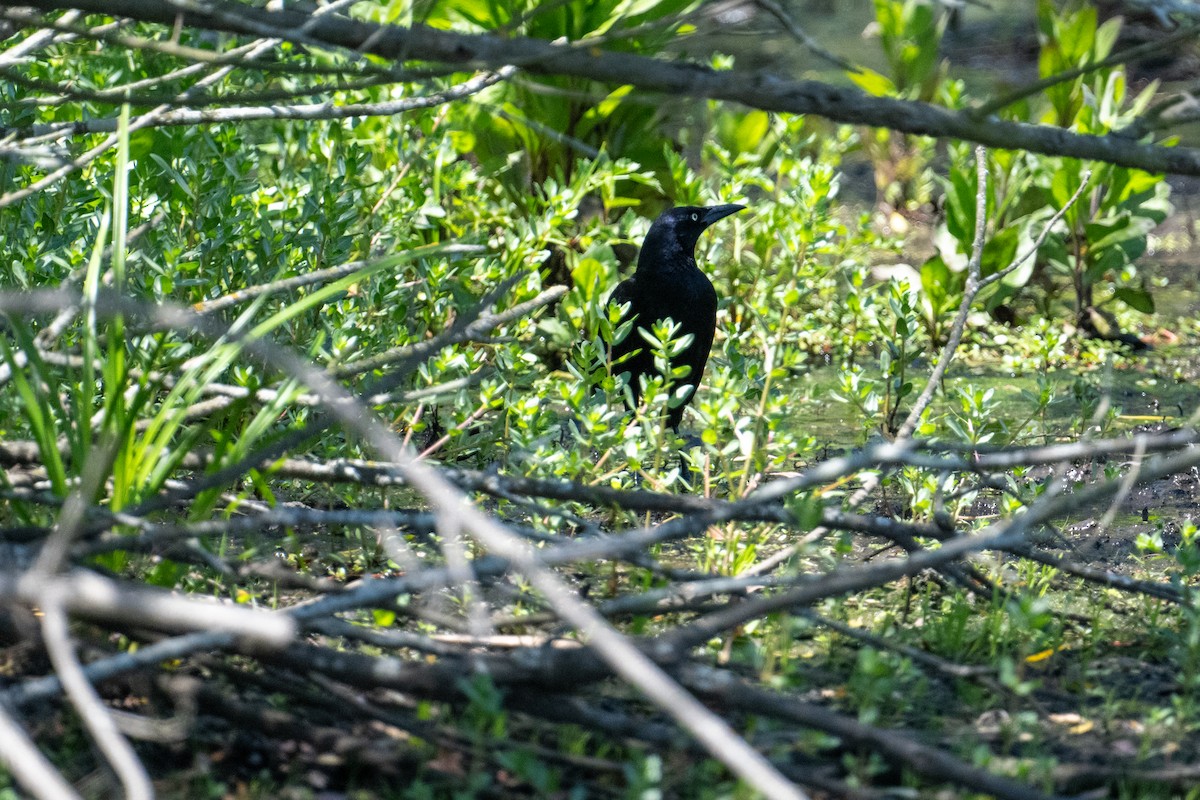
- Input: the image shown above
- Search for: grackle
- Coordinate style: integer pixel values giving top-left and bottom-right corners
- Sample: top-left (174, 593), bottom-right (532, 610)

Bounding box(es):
top-left (606, 203), bottom-right (744, 431)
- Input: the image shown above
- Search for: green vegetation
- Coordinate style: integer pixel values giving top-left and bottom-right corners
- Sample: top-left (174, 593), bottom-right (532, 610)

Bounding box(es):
top-left (2, 0), bottom-right (1200, 798)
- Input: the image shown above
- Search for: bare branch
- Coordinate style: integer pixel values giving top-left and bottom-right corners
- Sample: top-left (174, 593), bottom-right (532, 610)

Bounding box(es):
top-left (0, 702), bottom-right (83, 800)
top-left (38, 596), bottom-right (153, 800)
top-left (894, 145), bottom-right (990, 441)
top-left (972, 23), bottom-right (1200, 119)
top-left (6, 0), bottom-right (1200, 174)
top-left (3, 66), bottom-right (515, 133)
top-left (5, 569), bottom-right (297, 645)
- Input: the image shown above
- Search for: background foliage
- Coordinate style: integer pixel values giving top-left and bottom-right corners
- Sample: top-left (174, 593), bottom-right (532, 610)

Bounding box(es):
top-left (2, 0), bottom-right (1200, 798)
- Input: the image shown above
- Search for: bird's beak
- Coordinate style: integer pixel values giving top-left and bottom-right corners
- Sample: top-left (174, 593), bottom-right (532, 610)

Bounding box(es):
top-left (702, 204), bottom-right (746, 225)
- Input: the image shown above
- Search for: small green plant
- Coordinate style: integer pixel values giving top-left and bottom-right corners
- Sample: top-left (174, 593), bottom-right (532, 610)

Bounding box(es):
top-left (832, 281), bottom-right (923, 439)
top-left (945, 385), bottom-right (1009, 446)
top-left (424, 0), bottom-right (698, 194)
top-left (850, 0), bottom-right (958, 212)
top-left (847, 646), bottom-right (921, 726)
top-left (919, 1), bottom-right (1169, 349)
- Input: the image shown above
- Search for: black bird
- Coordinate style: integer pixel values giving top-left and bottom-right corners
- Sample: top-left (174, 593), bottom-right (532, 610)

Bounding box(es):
top-left (606, 203), bottom-right (745, 431)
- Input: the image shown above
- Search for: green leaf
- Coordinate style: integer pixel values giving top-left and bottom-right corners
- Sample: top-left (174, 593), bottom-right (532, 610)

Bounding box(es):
top-left (1050, 161), bottom-right (1085, 208)
top-left (991, 222), bottom-right (1039, 293)
top-left (732, 111), bottom-right (770, 153)
top-left (979, 225), bottom-right (1021, 279)
top-left (943, 165), bottom-right (979, 247)
top-left (1113, 287), bottom-right (1155, 314)
top-left (0, 329), bottom-right (67, 494)
top-left (1094, 17), bottom-right (1122, 60)
top-left (919, 254), bottom-right (952, 308)
top-left (1086, 214), bottom-right (1155, 255)
top-left (571, 257), bottom-right (604, 301)
top-left (848, 67), bottom-right (896, 97)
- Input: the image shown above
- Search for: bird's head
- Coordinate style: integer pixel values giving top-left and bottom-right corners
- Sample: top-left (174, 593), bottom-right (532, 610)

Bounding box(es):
top-left (638, 203), bottom-right (745, 272)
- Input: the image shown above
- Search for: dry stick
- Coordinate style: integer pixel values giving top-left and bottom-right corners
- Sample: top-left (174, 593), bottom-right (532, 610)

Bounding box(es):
top-left (301, 676), bottom-right (626, 781)
top-left (4, 284), bottom-right (1190, 796)
top-left (1143, 100), bottom-right (1200, 133)
top-left (0, 288), bottom-right (810, 800)
top-left (0, 65), bottom-right (398, 109)
top-left (506, 689), bottom-right (882, 799)
top-left (420, 500), bottom-right (809, 800)
top-left (0, 9), bottom-right (81, 66)
top-left (0, 6), bottom-right (398, 82)
top-left (67, 424), bottom-right (1173, 578)
top-left (122, 568), bottom-right (1057, 800)
top-left (678, 663), bottom-right (1058, 800)
top-left (0, 288), bottom-right (805, 797)
top-left (100, 425), bottom-right (1186, 507)
top-left (0, 703), bottom-right (82, 800)
top-left (8, 66), bottom-right (517, 130)
top-left (0, 139), bottom-right (66, 168)
top-left (185, 680), bottom-right (420, 775)
top-left (309, 619), bottom-right (463, 657)
top-left (258, 627), bottom-right (1045, 800)
top-left (2, 576), bottom-right (444, 714)
top-left (3, 31), bottom-right (260, 99)
top-left (0, 9), bottom-right (250, 69)
top-left (0, 210), bottom-right (168, 391)
top-left (0, 28), bottom-right (278, 207)
top-left (745, 150), bottom-right (1091, 576)
top-left (0, 9), bottom-right (94, 382)
top-left (753, 0), bottom-right (858, 72)
top-left (32, 433), bottom-right (118, 574)
top-left (4, 506), bottom-right (1180, 796)
top-left (901, 148), bottom-right (1087, 440)
top-left (664, 424), bottom-right (1200, 654)
top-left (11, 0), bottom-right (1200, 175)
top-left (0, 104), bottom-right (163, 208)
top-left (0, 448), bottom-right (1180, 786)
top-left (36, 597), bottom-right (153, 800)
top-left (78, 505), bottom-right (438, 556)
top-left (1012, 546), bottom-right (1183, 603)
top-left (893, 146), bottom-right (991, 442)
top-left (80, 506), bottom-right (952, 624)
top-left (21, 437), bottom-right (157, 800)
top-left (436, 507), bottom-right (493, 640)
top-left (123, 280), bottom-right (562, 519)
top-left (115, 372), bottom-right (483, 425)
top-left (0, 11), bottom-right (101, 167)
top-left (928, 427), bottom-right (1200, 460)
top-left (971, 23), bottom-right (1200, 119)
top-left (207, 667), bottom-right (625, 787)
top-left (416, 398), bottom-right (494, 459)
top-left (1056, 759), bottom-right (1200, 793)
top-left (1096, 435), bottom-right (1146, 533)
top-left (1, 568), bottom-right (296, 645)
top-left (331, 283), bottom-right (567, 379)
top-left (591, 574), bottom-right (808, 619)
top-left (1131, 0), bottom-right (1200, 22)
top-left (798, 610), bottom-right (993, 679)
top-left (31, 350), bottom-right (481, 413)
top-left (660, 527), bottom-right (1024, 656)
top-left (5, 427), bottom-right (1196, 604)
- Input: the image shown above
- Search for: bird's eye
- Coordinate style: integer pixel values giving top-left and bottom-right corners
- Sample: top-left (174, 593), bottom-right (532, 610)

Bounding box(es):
top-left (691, 213), bottom-right (699, 222)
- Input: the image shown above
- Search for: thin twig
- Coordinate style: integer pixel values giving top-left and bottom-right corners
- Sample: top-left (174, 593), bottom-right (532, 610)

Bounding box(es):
top-left (38, 596), bottom-right (153, 800)
top-left (0, 702), bottom-right (83, 800)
